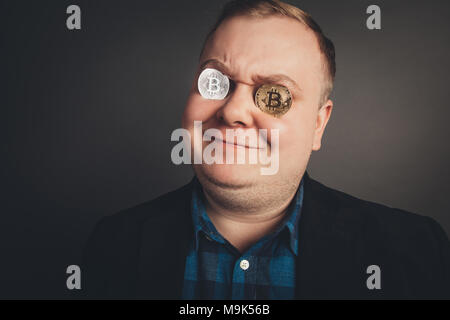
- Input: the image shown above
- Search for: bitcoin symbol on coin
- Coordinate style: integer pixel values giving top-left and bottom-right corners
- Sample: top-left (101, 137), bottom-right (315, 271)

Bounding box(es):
top-left (198, 68), bottom-right (230, 100)
top-left (267, 90), bottom-right (282, 108)
top-left (207, 76), bottom-right (221, 95)
top-left (255, 84), bottom-right (292, 117)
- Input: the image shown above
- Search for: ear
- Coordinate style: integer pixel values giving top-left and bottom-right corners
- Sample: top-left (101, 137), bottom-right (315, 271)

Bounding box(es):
top-left (312, 99), bottom-right (333, 151)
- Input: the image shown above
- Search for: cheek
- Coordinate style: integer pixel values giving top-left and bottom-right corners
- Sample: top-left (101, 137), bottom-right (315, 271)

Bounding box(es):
top-left (251, 101), bottom-right (316, 151)
top-left (276, 103), bottom-right (317, 157)
top-left (182, 94), bottom-right (220, 129)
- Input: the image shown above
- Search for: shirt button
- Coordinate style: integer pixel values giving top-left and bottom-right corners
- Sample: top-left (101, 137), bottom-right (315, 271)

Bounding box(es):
top-left (240, 259), bottom-right (250, 271)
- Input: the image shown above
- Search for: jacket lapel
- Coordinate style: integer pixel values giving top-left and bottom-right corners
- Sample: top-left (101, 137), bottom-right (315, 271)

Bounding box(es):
top-left (136, 181), bottom-right (194, 299)
top-left (295, 174), bottom-right (363, 299)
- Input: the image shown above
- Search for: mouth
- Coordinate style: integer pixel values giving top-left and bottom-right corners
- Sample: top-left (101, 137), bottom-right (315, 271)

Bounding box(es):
top-left (214, 137), bottom-right (258, 149)
top-left (202, 130), bottom-right (269, 150)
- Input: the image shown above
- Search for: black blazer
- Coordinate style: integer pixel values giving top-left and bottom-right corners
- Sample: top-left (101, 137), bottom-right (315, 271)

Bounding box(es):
top-left (82, 174), bottom-right (450, 299)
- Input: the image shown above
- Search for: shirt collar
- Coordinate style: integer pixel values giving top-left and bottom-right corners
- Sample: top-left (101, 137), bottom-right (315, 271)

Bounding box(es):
top-left (190, 177), bottom-right (304, 255)
top-left (191, 179), bottom-right (227, 250)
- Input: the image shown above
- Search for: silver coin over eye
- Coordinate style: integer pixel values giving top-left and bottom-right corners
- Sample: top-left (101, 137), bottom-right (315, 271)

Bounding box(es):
top-left (198, 68), bottom-right (230, 100)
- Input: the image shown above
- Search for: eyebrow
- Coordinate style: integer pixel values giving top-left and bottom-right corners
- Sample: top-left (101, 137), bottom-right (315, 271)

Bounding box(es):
top-left (200, 59), bottom-right (230, 74)
top-left (199, 59), bottom-right (302, 94)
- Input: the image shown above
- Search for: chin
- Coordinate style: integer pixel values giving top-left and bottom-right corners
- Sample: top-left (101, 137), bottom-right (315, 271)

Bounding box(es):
top-left (193, 163), bottom-right (261, 189)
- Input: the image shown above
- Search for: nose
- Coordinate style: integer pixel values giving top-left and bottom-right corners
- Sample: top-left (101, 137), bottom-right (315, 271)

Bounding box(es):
top-left (216, 84), bottom-right (255, 128)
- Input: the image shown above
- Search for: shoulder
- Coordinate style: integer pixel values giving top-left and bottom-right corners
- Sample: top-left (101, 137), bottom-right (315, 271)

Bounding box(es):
top-left (303, 176), bottom-right (449, 298)
top-left (83, 180), bottom-right (193, 265)
top-left (91, 180), bottom-right (193, 236)
top-left (306, 176), bottom-right (449, 267)
top-left (81, 180), bottom-right (194, 297)
top-left (307, 176), bottom-right (446, 236)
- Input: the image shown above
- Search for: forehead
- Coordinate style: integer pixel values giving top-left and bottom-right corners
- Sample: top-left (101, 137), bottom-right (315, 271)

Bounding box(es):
top-left (202, 15), bottom-right (323, 87)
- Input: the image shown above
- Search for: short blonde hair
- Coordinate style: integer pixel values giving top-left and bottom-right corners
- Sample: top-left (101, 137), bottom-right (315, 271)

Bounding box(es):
top-left (201, 0), bottom-right (336, 105)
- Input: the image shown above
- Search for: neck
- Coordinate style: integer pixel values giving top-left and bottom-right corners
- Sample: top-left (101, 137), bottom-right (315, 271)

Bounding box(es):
top-left (201, 180), bottom-right (299, 252)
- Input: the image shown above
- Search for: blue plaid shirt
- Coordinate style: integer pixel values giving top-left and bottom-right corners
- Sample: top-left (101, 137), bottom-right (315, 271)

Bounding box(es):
top-left (182, 178), bottom-right (304, 300)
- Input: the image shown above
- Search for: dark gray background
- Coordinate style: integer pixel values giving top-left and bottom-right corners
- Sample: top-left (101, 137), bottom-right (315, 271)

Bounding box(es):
top-left (2, 0), bottom-right (449, 298)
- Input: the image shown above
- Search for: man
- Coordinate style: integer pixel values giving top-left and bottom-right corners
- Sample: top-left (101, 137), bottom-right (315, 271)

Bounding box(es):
top-left (83, 0), bottom-right (450, 299)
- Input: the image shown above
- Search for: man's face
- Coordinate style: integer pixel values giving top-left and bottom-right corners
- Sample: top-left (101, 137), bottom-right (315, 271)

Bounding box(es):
top-left (182, 15), bottom-right (332, 189)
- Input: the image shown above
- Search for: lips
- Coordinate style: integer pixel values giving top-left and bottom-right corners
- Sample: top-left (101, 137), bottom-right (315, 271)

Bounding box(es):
top-left (203, 131), bottom-right (267, 149)
top-left (215, 136), bottom-right (258, 149)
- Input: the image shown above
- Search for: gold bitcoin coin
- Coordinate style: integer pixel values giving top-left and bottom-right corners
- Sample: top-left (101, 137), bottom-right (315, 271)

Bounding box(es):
top-left (254, 84), bottom-right (292, 117)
